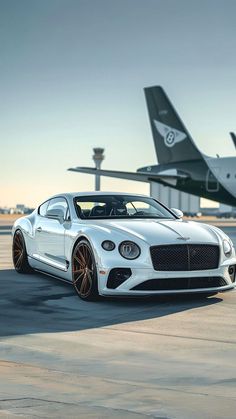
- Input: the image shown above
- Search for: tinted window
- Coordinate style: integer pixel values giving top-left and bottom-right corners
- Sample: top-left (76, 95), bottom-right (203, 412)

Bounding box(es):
top-left (74, 195), bottom-right (175, 220)
top-left (46, 197), bottom-right (69, 219)
top-left (38, 200), bottom-right (49, 217)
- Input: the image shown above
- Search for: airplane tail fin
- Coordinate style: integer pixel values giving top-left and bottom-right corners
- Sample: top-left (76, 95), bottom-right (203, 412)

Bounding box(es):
top-left (144, 86), bottom-right (203, 164)
top-left (230, 132), bottom-right (236, 149)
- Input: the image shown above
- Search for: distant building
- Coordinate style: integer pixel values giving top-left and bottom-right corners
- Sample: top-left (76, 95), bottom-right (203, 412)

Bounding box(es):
top-left (10, 204), bottom-right (25, 214)
top-left (219, 203), bottom-right (236, 212)
top-left (150, 182), bottom-right (200, 214)
top-left (0, 204), bottom-right (34, 215)
top-left (218, 203), bottom-right (236, 217)
top-left (0, 207), bottom-right (10, 214)
top-left (16, 204), bottom-right (26, 211)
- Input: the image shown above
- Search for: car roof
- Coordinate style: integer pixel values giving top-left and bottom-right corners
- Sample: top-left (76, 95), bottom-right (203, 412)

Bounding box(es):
top-left (51, 191), bottom-right (150, 200)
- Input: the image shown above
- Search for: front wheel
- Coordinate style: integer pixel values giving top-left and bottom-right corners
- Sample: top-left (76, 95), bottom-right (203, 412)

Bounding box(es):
top-left (12, 230), bottom-right (34, 273)
top-left (72, 239), bottom-right (99, 301)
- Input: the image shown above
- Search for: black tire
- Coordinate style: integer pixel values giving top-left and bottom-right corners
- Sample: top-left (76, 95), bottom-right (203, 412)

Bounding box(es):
top-left (72, 239), bottom-right (99, 301)
top-left (12, 230), bottom-right (34, 274)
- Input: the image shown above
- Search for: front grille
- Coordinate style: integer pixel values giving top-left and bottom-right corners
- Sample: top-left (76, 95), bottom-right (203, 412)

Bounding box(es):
top-left (150, 244), bottom-right (219, 271)
top-left (132, 277), bottom-right (227, 291)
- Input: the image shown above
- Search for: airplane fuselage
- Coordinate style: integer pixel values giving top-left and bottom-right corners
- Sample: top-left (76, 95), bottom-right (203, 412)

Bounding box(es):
top-left (138, 156), bottom-right (236, 206)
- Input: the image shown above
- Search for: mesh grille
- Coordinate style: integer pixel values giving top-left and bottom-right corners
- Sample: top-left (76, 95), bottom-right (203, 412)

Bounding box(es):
top-left (150, 244), bottom-right (219, 271)
top-left (132, 277), bottom-right (227, 291)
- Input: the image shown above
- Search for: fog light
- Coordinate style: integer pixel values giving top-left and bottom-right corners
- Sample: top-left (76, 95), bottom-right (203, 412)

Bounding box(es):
top-left (228, 265), bottom-right (236, 283)
top-left (102, 240), bottom-right (115, 251)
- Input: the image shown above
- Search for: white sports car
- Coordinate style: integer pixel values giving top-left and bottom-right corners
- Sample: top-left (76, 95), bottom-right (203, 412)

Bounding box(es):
top-left (12, 192), bottom-right (236, 301)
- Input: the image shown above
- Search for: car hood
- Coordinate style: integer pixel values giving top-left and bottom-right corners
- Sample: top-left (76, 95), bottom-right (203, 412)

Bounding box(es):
top-left (92, 219), bottom-right (221, 246)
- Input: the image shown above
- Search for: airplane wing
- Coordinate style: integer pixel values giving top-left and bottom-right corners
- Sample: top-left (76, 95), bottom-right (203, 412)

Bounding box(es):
top-left (68, 167), bottom-right (188, 185)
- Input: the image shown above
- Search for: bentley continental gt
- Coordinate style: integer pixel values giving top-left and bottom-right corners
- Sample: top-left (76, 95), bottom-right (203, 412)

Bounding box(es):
top-left (12, 192), bottom-right (236, 300)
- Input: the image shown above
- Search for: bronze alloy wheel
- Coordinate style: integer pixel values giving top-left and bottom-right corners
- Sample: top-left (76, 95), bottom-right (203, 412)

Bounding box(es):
top-left (12, 230), bottom-right (33, 273)
top-left (72, 239), bottom-right (99, 300)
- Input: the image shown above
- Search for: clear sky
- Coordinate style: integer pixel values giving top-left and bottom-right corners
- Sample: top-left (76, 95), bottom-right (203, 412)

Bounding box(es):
top-left (1, 0), bottom-right (236, 207)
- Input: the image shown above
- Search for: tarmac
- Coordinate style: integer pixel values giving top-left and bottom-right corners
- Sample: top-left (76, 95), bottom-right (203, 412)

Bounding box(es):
top-left (0, 223), bottom-right (236, 418)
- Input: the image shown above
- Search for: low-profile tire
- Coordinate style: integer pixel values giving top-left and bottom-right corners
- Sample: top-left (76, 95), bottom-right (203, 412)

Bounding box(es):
top-left (12, 230), bottom-right (34, 274)
top-left (72, 239), bottom-right (99, 301)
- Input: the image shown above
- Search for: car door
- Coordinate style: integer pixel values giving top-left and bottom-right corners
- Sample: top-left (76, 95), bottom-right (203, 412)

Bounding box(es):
top-left (35, 197), bottom-right (69, 271)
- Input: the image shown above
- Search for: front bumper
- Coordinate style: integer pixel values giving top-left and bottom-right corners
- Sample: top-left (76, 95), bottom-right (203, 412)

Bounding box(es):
top-left (98, 260), bottom-right (236, 296)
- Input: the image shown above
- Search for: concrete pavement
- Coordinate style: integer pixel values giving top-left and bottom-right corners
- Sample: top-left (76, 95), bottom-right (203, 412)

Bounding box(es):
top-left (1, 228), bottom-right (236, 418)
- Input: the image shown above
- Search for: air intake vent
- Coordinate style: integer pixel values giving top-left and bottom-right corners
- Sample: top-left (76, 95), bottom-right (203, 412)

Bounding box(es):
top-left (132, 276), bottom-right (226, 291)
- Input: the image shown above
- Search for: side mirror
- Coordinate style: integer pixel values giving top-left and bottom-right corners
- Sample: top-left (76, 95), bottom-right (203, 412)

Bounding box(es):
top-left (46, 208), bottom-right (64, 223)
top-left (171, 208), bottom-right (183, 219)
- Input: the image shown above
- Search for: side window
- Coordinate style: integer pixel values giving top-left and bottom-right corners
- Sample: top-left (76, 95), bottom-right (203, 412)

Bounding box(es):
top-left (38, 200), bottom-right (49, 217)
top-left (46, 197), bottom-right (69, 220)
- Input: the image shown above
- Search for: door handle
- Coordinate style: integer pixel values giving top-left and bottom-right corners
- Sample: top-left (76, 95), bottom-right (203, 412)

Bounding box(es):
top-left (36, 227), bottom-right (42, 232)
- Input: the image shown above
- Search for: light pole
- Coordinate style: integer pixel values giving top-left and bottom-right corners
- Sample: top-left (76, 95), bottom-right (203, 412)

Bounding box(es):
top-left (93, 148), bottom-right (105, 191)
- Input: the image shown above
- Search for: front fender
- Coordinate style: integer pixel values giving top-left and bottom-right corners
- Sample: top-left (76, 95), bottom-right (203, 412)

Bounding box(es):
top-left (12, 217), bottom-right (32, 237)
top-left (65, 224), bottom-right (151, 274)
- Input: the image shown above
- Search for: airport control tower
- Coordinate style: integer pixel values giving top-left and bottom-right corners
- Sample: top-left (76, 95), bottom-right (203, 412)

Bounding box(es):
top-left (93, 148), bottom-right (105, 191)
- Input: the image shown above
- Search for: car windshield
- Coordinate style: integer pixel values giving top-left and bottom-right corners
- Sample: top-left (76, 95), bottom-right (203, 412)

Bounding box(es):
top-left (74, 195), bottom-right (175, 220)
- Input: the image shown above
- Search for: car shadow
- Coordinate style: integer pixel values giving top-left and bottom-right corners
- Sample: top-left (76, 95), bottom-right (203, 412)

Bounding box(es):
top-left (0, 269), bottom-right (223, 337)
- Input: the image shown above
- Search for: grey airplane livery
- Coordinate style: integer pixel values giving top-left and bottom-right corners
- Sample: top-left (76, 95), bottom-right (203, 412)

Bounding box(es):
top-left (69, 86), bottom-right (236, 206)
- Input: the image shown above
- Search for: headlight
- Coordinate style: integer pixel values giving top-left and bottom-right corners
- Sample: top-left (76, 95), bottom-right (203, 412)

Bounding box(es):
top-left (223, 239), bottom-right (232, 257)
top-left (119, 241), bottom-right (141, 259)
top-left (102, 240), bottom-right (116, 251)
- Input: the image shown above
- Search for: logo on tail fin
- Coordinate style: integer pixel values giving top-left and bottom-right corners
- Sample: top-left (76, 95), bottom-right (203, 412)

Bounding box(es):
top-left (153, 120), bottom-right (187, 148)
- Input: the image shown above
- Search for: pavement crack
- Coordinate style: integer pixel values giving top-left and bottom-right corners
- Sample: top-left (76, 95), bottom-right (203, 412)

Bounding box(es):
top-left (77, 401), bottom-right (165, 418)
top-left (0, 397), bottom-right (78, 406)
top-left (104, 326), bottom-right (236, 345)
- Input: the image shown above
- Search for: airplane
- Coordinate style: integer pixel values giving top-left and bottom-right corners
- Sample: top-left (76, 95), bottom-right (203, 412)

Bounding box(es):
top-left (68, 86), bottom-right (236, 207)
top-left (230, 132), bottom-right (236, 150)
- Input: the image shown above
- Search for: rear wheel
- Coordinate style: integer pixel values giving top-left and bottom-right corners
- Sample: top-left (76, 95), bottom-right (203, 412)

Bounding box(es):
top-left (12, 230), bottom-right (34, 273)
top-left (72, 239), bottom-right (99, 301)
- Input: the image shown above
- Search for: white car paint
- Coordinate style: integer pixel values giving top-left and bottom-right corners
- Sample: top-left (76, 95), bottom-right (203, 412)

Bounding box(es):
top-left (12, 192), bottom-right (236, 297)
